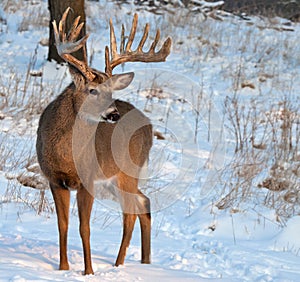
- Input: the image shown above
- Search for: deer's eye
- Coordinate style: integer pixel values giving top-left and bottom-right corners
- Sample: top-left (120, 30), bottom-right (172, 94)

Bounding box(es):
top-left (89, 88), bottom-right (98, 95)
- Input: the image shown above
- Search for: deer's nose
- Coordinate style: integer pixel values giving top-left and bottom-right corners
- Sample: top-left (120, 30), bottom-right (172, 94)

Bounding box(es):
top-left (101, 106), bottom-right (120, 123)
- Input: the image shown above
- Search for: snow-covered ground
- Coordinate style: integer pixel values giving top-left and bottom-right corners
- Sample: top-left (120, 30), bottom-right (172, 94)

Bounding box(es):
top-left (0, 1), bottom-right (300, 281)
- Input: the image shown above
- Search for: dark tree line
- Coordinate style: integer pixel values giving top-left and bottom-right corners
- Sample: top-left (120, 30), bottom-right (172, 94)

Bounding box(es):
top-left (47, 0), bottom-right (299, 63)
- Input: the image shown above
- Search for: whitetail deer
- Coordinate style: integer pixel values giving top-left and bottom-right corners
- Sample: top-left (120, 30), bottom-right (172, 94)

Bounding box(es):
top-left (36, 8), bottom-right (171, 275)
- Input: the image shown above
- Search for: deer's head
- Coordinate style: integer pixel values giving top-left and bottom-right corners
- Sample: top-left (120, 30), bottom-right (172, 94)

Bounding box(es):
top-left (53, 8), bottom-right (171, 123)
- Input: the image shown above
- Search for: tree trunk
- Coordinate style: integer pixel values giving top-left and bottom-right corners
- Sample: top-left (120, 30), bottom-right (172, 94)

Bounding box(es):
top-left (48, 0), bottom-right (86, 63)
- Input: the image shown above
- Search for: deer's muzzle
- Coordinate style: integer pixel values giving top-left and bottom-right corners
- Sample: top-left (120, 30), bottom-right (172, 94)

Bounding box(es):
top-left (101, 106), bottom-right (120, 123)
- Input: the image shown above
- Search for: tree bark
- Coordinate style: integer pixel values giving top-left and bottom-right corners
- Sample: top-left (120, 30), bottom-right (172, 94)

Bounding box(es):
top-left (48, 0), bottom-right (86, 63)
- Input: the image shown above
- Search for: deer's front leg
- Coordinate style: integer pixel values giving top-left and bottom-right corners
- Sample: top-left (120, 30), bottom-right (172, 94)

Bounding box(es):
top-left (50, 183), bottom-right (70, 271)
top-left (77, 186), bottom-right (94, 275)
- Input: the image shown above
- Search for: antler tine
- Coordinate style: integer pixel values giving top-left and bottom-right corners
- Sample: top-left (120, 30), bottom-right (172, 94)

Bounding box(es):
top-left (68, 16), bottom-right (82, 41)
top-left (125, 13), bottom-right (138, 52)
top-left (58, 7), bottom-right (69, 42)
top-left (53, 7), bottom-right (95, 81)
top-left (137, 23), bottom-right (149, 52)
top-left (149, 29), bottom-right (160, 54)
top-left (105, 13), bottom-right (172, 76)
top-left (109, 18), bottom-right (118, 60)
top-left (105, 46), bottom-right (112, 77)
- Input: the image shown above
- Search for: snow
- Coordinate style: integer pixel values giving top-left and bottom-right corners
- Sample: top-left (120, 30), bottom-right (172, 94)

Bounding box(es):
top-left (3, 198), bottom-right (300, 281)
top-left (1, 0), bottom-right (300, 281)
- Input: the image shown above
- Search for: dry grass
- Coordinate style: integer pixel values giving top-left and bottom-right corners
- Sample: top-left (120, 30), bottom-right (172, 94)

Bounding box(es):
top-left (216, 95), bottom-right (300, 224)
top-left (0, 1), bottom-right (299, 221)
top-left (0, 35), bottom-right (65, 215)
top-left (2, 0), bottom-right (48, 31)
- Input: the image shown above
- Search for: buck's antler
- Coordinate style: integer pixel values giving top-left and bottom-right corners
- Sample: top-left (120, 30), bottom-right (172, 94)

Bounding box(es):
top-left (52, 7), bottom-right (96, 81)
top-left (105, 13), bottom-right (172, 77)
top-left (53, 9), bottom-right (171, 80)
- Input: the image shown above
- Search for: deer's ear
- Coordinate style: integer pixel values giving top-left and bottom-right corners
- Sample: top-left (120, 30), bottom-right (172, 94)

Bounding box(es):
top-left (110, 72), bottom-right (134, 91)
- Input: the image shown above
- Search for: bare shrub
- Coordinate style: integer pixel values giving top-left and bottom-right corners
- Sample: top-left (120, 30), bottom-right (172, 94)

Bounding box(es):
top-left (0, 52), bottom-right (66, 214)
top-left (2, 0), bottom-right (48, 31)
top-left (217, 95), bottom-right (300, 224)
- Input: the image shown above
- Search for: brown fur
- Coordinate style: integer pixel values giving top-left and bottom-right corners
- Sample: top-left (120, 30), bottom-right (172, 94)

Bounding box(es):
top-left (36, 74), bottom-right (152, 274)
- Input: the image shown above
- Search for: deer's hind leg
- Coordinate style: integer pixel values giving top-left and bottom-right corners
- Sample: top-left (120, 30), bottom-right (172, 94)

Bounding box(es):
top-left (115, 172), bottom-right (151, 266)
top-left (137, 193), bottom-right (151, 264)
top-left (50, 183), bottom-right (70, 271)
top-left (115, 212), bottom-right (138, 266)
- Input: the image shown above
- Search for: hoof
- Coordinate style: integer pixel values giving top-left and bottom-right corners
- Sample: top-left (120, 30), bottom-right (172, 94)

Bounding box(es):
top-left (83, 269), bottom-right (94, 275)
top-left (59, 263), bottom-right (70, 271)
